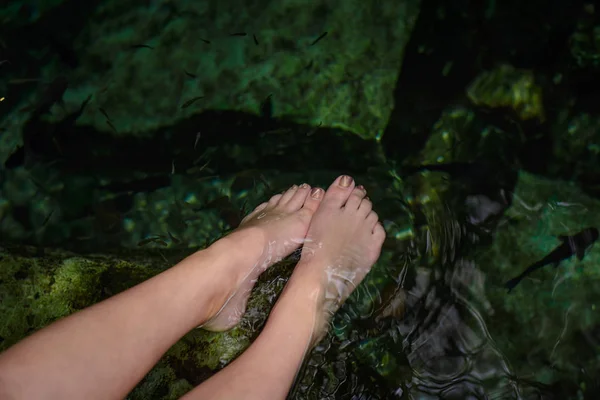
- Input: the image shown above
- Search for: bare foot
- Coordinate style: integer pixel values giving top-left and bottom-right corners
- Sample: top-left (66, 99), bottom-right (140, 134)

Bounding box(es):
top-left (202, 183), bottom-right (324, 331)
top-left (291, 175), bottom-right (386, 343)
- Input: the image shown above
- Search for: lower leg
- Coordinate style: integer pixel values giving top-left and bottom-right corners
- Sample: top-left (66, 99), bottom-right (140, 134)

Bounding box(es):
top-left (183, 265), bottom-right (323, 400)
top-left (0, 184), bottom-right (322, 400)
top-left (0, 240), bottom-right (242, 400)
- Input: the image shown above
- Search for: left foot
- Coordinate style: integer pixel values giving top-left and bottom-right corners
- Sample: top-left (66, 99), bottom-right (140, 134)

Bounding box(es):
top-left (201, 183), bottom-right (323, 331)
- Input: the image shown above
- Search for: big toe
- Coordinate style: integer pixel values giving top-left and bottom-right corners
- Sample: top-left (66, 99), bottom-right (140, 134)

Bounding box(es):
top-left (281, 183), bottom-right (323, 216)
top-left (322, 175), bottom-right (356, 208)
top-left (302, 187), bottom-right (324, 213)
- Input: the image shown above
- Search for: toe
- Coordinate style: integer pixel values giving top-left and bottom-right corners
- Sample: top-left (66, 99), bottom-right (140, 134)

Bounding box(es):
top-left (255, 202), bottom-right (269, 213)
top-left (279, 185), bottom-right (299, 204)
top-left (357, 197), bottom-right (372, 217)
top-left (267, 193), bottom-right (283, 206)
top-left (366, 210), bottom-right (379, 230)
top-left (322, 175), bottom-right (356, 208)
top-left (345, 185), bottom-right (367, 210)
top-left (286, 183), bottom-right (311, 210)
top-left (303, 187), bottom-right (324, 213)
top-left (373, 222), bottom-right (386, 241)
top-left (241, 201), bottom-right (268, 223)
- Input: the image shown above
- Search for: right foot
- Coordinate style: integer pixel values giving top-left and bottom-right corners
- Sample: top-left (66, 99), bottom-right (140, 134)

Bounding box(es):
top-left (291, 175), bottom-right (386, 342)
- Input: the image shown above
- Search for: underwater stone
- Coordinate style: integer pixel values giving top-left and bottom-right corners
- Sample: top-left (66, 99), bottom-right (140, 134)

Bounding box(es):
top-left (466, 64), bottom-right (544, 121)
top-left (0, 245), bottom-right (287, 399)
top-left (33, 0), bottom-right (419, 140)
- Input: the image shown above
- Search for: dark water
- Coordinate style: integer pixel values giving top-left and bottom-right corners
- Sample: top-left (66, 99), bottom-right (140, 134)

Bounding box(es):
top-left (1, 0), bottom-right (600, 398)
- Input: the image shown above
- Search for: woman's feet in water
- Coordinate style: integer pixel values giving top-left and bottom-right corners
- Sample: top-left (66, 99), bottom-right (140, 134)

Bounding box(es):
top-left (288, 175), bottom-right (386, 343)
top-left (202, 183), bottom-right (324, 331)
top-left (201, 175), bottom-right (385, 336)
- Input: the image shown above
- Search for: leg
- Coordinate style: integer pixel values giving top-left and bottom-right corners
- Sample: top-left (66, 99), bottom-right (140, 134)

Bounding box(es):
top-left (0, 184), bottom-right (322, 400)
top-left (185, 175), bottom-right (386, 400)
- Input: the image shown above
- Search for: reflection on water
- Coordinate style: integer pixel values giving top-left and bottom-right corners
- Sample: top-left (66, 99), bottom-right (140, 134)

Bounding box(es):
top-left (293, 202), bottom-right (517, 399)
top-left (293, 168), bottom-right (600, 399)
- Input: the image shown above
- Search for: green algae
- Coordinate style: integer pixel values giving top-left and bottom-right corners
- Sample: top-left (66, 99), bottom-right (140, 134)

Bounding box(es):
top-left (0, 245), bottom-right (283, 398)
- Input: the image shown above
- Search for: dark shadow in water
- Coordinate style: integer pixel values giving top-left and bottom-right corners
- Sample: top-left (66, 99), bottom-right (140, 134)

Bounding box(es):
top-left (6, 109), bottom-right (380, 180)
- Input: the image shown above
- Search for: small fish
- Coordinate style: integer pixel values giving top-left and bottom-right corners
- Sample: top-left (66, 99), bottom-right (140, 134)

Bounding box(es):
top-left (106, 119), bottom-right (118, 133)
top-left (505, 227), bottom-right (599, 292)
top-left (310, 31), bottom-right (328, 46)
top-left (171, 160), bottom-right (175, 175)
top-left (184, 70), bottom-right (197, 79)
top-left (130, 44), bottom-right (154, 50)
top-left (194, 131), bottom-right (201, 149)
top-left (99, 107), bottom-right (111, 121)
top-left (230, 32), bottom-right (247, 36)
top-left (186, 160), bottom-right (212, 175)
top-left (253, 34), bottom-right (259, 45)
top-left (28, 174), bottom-right (51, 195)
top-left (42, 209), bottom-right (55, 227)
top-left (200, 38), bottom-right (211, 44)
top-left (306, 121), bottom-right (322, 136)
top-left (53, 94), bottom-right (92, 134)
top-left (138, 237), bottom-right (168, 247)
top-left (9, 78), bottom-right (41, 85)
top-left (99, 83), bottom-right (111, 94)
top-left (181, 96), bottom-right (204, 109)
top-left (231, 169), bottom-right (271, 193)
top-left (167, 231), bottom-right (181, 244)
top-left (258, 173), bottom-right (272, 192)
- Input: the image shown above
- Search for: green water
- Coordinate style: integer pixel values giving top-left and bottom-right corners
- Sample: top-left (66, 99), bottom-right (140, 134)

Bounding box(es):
top-left (1, 0), bottom-right (600, 398)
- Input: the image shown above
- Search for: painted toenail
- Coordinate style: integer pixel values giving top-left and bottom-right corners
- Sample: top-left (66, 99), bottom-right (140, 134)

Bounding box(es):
top-left (357, 185), bottom-right (366, 192)
top-left (340, 175), bottom-right (352, 187)
top-left (310, 188), bottom-right (323, 199)
top-left (300, 183), bottom-right (309, 189)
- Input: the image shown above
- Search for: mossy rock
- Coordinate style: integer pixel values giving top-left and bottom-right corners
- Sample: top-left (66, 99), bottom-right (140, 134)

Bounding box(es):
top-left (0, 244), bottom-right (291, 398)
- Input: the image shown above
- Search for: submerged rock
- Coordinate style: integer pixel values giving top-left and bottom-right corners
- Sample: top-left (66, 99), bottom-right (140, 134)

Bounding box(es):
top-left (0, 245), bottom-right (289, 399)
top-left (0, 0), bottom-right (420, 144)
top-left (73, 0), bottom-right (418, 140)
top-left (467, 64), bottom-right (544, 121)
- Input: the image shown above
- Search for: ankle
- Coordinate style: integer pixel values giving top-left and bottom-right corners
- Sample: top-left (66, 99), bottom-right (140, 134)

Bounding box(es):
top-left (270, 272), bottom-right (326, 347)
top-left (174, 246), bottom-right (239, 326)
top-left (209, 228), bottom-right (265, 279)
top-left (283, 260), bottom-right (334, 342)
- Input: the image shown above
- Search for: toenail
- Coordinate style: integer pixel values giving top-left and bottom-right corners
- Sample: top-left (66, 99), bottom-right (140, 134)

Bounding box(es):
top-left (300, 183), bottom-right (309, 189)
top-left (357, 185), bottom-right (366, 192)
top-left (291, 185), bottom-right (298, 190)
top-left (340, 175), bottom-right (353, 187)
top-left (310, 188), bottom-right (323, 199)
